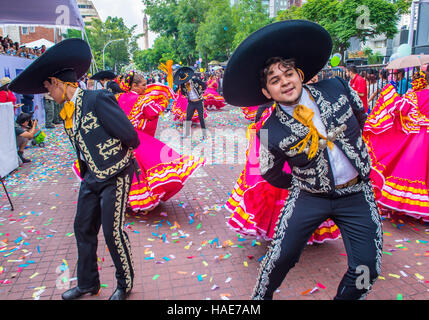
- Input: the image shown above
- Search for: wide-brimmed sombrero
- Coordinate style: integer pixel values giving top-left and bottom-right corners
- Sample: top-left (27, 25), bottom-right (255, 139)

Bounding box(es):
top-left (223, 20), bottom-right (333, 107)
top-left (173, 67), bottom-right (194, 85)
top-left (9, 38), bottom-right (92, 94)
top-left (91, 70), bottom-right (116, 81)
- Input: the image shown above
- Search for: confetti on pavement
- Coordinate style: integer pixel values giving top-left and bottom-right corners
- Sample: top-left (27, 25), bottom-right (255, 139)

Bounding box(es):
top-left (0, 110), bottom-right (428, 301)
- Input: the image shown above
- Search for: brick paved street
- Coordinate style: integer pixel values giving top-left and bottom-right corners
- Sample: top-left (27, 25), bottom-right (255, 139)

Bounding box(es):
top-left (1, 106), bottom-right (429, 300)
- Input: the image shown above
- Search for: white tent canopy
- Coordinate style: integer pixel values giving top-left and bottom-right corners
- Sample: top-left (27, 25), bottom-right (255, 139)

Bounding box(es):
top-left (22, 38), bottom-right (55, 49)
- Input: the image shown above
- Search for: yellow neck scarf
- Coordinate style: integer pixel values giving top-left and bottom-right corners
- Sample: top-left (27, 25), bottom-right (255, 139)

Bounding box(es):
top-left (59, 82), bottom-right (79, 129)
top-left (186, 82), bottom-right (191, 91)
top-left (290, 104), bottom-right (334, 159)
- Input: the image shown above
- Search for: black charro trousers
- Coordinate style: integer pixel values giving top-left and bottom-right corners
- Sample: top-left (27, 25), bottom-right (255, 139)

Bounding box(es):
top-left (252, 181), bottom-right (383, 300)
top-left (185, 100), bottom-right (206, 136)
top-left (74, 165), bottom-right (134, 293)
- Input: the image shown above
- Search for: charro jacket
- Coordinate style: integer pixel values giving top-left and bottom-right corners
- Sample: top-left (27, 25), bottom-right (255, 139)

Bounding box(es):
top-left (258, 77), bottom-right (371, 194)
top-left (64, 89), bottom-right (140, 182)
top-left (179, 77), bottom-right (207, 101)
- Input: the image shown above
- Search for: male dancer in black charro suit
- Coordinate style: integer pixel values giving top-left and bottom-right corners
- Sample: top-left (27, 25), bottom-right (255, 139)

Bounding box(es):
top-left (223, 20), bottom-right (383, 300)
top-left (91, 70), bottom-right (124, 94)
top-left (10, 39), bottom-right (140, 300)
top-left (174, 67), bottom-right (207, 138)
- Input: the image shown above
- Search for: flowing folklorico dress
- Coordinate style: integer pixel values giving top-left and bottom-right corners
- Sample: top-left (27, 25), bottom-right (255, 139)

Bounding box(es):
top-left (171, 89), bottom-right (208, 124)
top-left (363, 83), bottom-right (429, 222)
top-left (74, 84), bottom-right (205, 213)
top-left (241, 106), bottom-right (259, 122)
top-left (225, 105), bottom-right (341, 243)
top-left (118, 84), bottom-right (205, 212)
top-left (203, 78), bottom-right (226, 110)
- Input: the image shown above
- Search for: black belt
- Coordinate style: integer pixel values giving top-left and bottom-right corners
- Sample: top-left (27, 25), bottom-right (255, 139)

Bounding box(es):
top-left (335, 176), bottom-right (360, 189)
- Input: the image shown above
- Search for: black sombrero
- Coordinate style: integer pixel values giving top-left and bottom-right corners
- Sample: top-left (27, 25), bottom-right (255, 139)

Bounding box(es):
top-left (173, 67), bottom-right (194, 85)
top-left (223, 20), bottom-right (333, 107)
top-left (9, 38), bottom-right (92, 94)
top-left (106, 80), bottom-right (124, 94)
top-left (91, 70), bottom-right (116, 81)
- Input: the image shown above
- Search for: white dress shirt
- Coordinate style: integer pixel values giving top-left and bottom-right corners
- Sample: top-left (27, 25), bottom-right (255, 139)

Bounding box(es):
top-left (279, 88), bottom-right (358, 186)
top-left (186, 82), bottom-right (199, 101)
top-left (70, 87), bottom-right (80, 132)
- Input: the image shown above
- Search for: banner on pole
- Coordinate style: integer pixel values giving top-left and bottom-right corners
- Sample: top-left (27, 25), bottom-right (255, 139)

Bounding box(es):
top-left (0, 102), bottom-right (19, 179)
top-left (0, 55), bottom-right (45, 125)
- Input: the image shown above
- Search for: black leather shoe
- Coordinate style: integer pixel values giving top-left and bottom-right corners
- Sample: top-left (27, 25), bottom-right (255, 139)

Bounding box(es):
top-left (17, 152), bottom-right (31, 163)
top-left (108, 288), bottom-right (131, 300)
top-left (61, 284), bottom-right (100, 300)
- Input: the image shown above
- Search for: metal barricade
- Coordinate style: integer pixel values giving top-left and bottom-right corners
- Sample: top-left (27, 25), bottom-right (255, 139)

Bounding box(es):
top-left (318, 64), bottom-right (422, 113)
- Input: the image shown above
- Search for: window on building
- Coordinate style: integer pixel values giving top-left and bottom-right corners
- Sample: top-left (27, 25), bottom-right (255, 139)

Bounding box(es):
top-left (21, 27), bottom-right (29, 35)
top-left (29, 26), bottom-right (35, 33)
top-left (375, 40), bottom-right (386, 49)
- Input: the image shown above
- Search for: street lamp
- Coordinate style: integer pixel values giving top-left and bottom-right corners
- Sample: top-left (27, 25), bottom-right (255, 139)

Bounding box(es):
top-left (103, 39), bottom-right (125, 70)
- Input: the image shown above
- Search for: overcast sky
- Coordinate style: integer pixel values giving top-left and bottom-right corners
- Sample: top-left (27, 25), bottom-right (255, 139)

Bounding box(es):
top-left (91, 0), bottom-right (157, 49)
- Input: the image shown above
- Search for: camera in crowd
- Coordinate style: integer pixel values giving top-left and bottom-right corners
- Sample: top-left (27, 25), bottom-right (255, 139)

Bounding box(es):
top-left (16, 112), bottom-right (35, 129)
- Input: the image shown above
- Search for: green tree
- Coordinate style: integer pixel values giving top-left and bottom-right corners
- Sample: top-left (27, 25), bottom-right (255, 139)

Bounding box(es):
top-left (142, 0), bottom-right (209, 66)
top-left (141, 0), bottom-right (277, 66)
top-left (133, 35), bottom-right (180, 72)
top-left (196, 0), bottom-right (235, 65)
top-left (276, 4), bottom-right (304, 21)
top-left (363, 47), bottom-right (383, 65)
top-left (142, 0), bottom-right (180, 38)
top-left (63, 28), bottom-right (84, 39)
top-left (175, 0), bottom-right (210, 65)
top-left (133, 49), bottom-right (156, 72)
top-left (231, 0), bottom-right (272, 50)
top-left (65, 17), bottom-right (142, 72)
top-left (277, 0), bottom-right (411, 59)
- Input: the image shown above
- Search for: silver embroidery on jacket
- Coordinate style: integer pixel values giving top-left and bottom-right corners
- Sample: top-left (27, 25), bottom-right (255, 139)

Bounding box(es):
top-left (358, 181), bottom-right (383, 300)
top-left (279, 136), bottom-right (298, 151)
top-left (259, 143), bottom-right (275, 176)
top-left (251, 184), bottom-right (301, 300)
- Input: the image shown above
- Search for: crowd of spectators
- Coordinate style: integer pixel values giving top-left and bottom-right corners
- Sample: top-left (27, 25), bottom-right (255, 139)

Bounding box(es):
top-left (1, 35), bottom-right (46, 59)
top-left (0, 37), bottom-right (51, 165)
top-left (321, 63), bottom-right (428, 114)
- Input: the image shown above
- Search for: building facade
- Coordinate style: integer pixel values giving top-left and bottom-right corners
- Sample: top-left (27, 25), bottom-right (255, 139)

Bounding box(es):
top-left (1, 1), bottom-right (100, 47)
top-left (230, 0), bottom-right (304, 17)
top-left (269, 0), bottom-right (305, 18)
top-left (77, 0), bottom-right (101, 24)
top-left (415, 2), bottom-right (429, 54)
top-left (1, 25), bottom-right (63, 47)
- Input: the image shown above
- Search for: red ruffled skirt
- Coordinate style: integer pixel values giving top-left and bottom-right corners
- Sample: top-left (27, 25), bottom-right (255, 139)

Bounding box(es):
top-left (225, 123), bottom-right (341, 243)
top-left (73, 130), bottom-right (205, 213)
